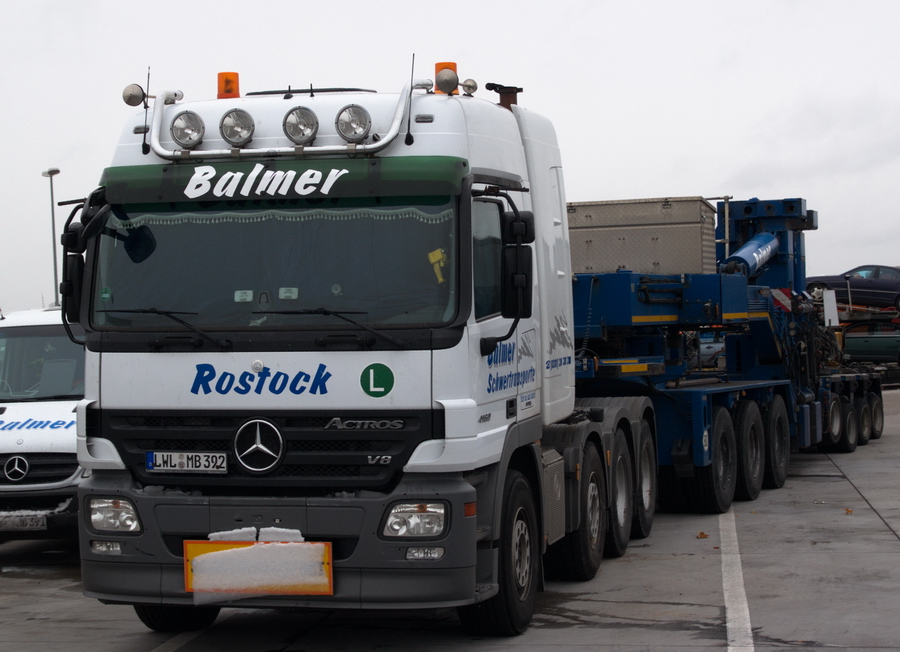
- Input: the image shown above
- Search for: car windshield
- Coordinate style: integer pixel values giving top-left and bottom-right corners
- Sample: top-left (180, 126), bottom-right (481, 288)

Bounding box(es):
top-left (0, 325), bottom-right (85, 401)
top-left (90, 197), bottom-right (458, 331)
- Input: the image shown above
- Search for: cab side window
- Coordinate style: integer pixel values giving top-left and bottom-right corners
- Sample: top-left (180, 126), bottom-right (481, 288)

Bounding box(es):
top-left (472, 200), bottom-right (503, 320)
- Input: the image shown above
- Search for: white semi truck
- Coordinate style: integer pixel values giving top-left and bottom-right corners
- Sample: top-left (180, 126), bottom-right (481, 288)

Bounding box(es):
top-left (0, 308), bottom-right (85, 539)
top-left (64, 64), bottom-right (873, 635)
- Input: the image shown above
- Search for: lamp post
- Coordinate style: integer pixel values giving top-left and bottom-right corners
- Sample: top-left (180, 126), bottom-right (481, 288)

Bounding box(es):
top-left (42, 168), bottom-right (60, 307)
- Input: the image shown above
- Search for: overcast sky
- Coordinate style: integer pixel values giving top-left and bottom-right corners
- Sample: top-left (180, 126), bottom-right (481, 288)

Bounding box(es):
top-left (2, 0), bottom-right (898, 313)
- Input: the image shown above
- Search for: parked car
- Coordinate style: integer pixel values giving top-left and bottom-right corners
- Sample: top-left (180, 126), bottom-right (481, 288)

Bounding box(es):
top-left (690, 331), bottom-right (725, 368)
top-left (843, 321), bottom-right (900, 364)
top-left (806, 265), bottom-right (900, 309)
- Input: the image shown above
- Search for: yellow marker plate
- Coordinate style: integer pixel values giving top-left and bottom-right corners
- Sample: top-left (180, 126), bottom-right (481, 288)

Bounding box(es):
top-left (184, 540), bottom-right (333, 595)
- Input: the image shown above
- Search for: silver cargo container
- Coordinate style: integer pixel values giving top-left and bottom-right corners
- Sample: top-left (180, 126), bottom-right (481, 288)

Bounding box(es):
top-left (567, 197), bottom-right (717, 275)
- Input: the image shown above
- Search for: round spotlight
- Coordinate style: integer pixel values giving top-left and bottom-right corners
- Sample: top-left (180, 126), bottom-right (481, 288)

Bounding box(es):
top-left (171, 111), bottom-right (205, 149)
top-left (220, 108), bottom-right (254, 147)
top-left (283, 107), bottom-right (318, 145)
top-left (335, 105), bottom-right (371, 143)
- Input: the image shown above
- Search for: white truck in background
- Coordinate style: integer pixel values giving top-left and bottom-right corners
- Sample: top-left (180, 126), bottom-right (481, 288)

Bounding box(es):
top-left (0, 308), bottom-right (85, 540)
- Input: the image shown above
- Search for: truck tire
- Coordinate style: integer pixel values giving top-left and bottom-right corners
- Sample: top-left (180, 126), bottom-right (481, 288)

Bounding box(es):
top-left (854, 397), bottom-right (872, 446)
top-left (734, 400), bottom-right (765, 501)
top-left (821, 394), bottom-right (842, 447)
top-left (630, 417), bottom-right (657, 539)
top-left (836, 398), bottom-right (858, 453)
top-left (457, 470), bottom-right (537, 636)
top-left (763, 395), bottom-right (790, 489)
top-left (133, 604), bottom-right (220, 632)
top-left (604, 428), bottom-right (634, 558)
top-left (543, 441), bottom-right (606, 581)
top-left (868, 393), bottom-right (884, 439)
top-left (692, 406), bottom-right (736, 514)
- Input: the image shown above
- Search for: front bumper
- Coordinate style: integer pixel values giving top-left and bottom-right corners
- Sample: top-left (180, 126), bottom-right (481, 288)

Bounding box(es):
top-left (79, 471), bottom-right (481, 609)
top-left (0, 486), bottom-right (80, 539)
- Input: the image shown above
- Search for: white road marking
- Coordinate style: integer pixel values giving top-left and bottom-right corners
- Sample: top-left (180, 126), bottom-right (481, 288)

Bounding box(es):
top-left (720, 509), bottom-right (754, 651)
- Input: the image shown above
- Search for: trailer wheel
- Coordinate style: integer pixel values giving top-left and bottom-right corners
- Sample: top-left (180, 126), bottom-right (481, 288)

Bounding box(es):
top-left (457, 470), bottom-right (537, 636)
top-left (821, 394), bottom-right (842, 447)
top-left (868, 393), bottom-right (884, 439)
top-left (604, 428), bottom-right (634, 558)
top-left (734, 400), bottom-right (765, 501)
top-left (693, 406), bottom-right (736, 514)
top-left (133, 604), bottom-right (220, 632)
top-left (631, 417), bottom-right (656, 539)
top-left (763, 395), bottom-right (790, 489)
top-left (836, 398), bottom-right (858, 453)
top-left (855, 397), bottom-right (872, 446)
top-left (543, 441), bottom-right (607, 581)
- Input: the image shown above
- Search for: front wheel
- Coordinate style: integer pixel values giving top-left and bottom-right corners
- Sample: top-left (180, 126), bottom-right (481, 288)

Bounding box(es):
top-left (457, 470), bottom-right (538, 636)
top-left (133, 604), bottom-right (221, 632)
top-left (808, 282), bottom-right (828, 302)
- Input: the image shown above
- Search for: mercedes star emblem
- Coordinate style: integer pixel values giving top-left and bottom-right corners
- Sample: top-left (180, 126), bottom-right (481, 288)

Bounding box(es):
top-left (233, 419), bottom-right (285, 473)
top-left (4, 456), bottom-right (29, 482)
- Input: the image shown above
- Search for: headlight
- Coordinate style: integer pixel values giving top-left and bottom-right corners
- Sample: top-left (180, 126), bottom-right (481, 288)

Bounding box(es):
top-left (283, 107), bottom-right (318, 145)
top-left (382, 502), bottom-right (446, 537)
top-left (171, 111), bottom-right (205, 149)
top-left (335, 105), bottom-right (371, 143)
top-left (220, 108), bottom-right (254, 147)
top-left (89, 497), bottom-right (141, 533)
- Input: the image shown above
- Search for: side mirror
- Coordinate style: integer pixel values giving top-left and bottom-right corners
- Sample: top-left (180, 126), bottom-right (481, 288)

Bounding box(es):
top-left (61, 254), bottom-right (84, 325)
top-left (500, 245), bottom-right (532, 319)
top-left (501, 210), bottom-right (535, 245)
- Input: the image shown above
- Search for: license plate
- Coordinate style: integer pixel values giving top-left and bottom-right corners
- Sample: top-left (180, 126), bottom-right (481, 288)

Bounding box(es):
top-left (0, 513), bottom-right (48, 531)
top-left (146, 451), bottom-right (227, 474)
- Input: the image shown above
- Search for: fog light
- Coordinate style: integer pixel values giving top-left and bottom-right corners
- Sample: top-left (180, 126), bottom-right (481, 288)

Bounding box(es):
top-left (335, 105), bottom-right (371, 143)
top-left (89, 497), bottom-right (141, 533)
top-left (171, 111), bottom-right (205, 149)
top-left (220, 108), bottom-right (254, 147)
top-left (383, 502), bottom-right (446, 537)
top-left (406, 546), bottom-right (444, 560)
top-left (91, 540), bottom-right (122, 555)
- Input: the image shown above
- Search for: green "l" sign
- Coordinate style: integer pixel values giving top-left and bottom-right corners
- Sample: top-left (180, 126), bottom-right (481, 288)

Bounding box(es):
top-left (360, 363), bottom-right (394, 398)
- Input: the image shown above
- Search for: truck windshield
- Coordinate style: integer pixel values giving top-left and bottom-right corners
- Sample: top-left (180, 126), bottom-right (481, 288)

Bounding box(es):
top-left (90, 197), bottom-right (458, 331)
top-left (0, 325), bottom-right (85, 401)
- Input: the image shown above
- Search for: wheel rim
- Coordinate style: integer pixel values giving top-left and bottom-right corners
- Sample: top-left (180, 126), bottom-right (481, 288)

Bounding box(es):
top-left (512, 507), bottom-right (532, 599)
top-left (639, 447), bottom-right (653, 510)
top-left (828, 398), bottom-right (841, 440)
top-left (872, 401), bottom-right (884, 433)
top-left (587, 473), bottom-right (601, 545)
top-left (846, 415), bottom-right (858, 446)
top-left (614, 458), bottom-right (628, 527)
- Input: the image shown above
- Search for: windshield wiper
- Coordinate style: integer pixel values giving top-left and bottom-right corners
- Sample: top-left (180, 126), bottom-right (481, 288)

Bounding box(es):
top-left (256, 308), bottom-right (406, 348)
top-left (99, 309), bottom-right (232, 350)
